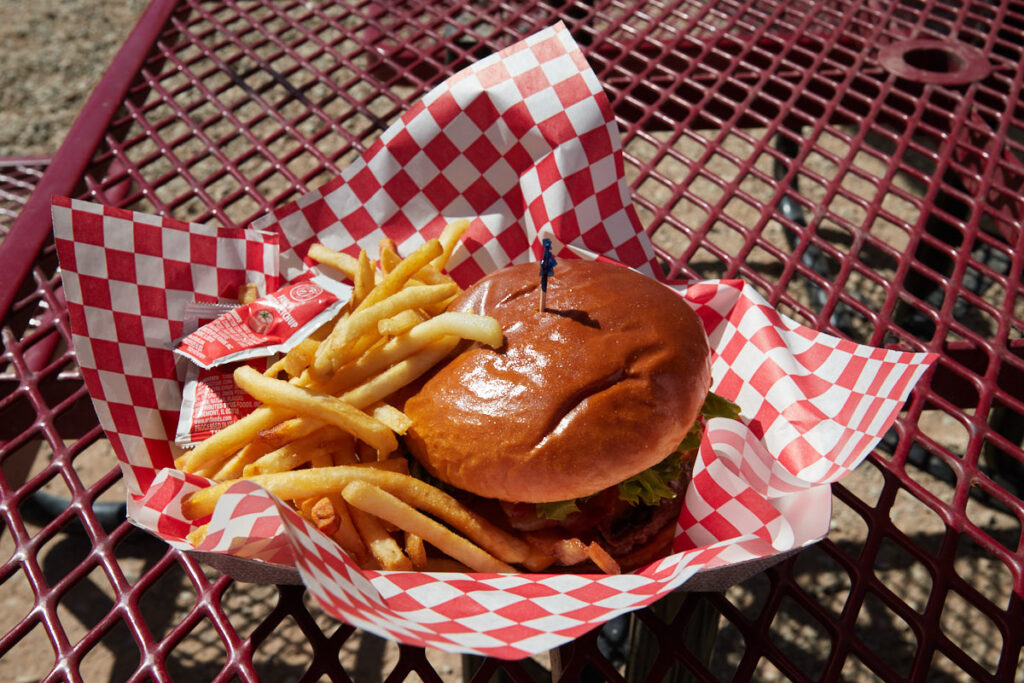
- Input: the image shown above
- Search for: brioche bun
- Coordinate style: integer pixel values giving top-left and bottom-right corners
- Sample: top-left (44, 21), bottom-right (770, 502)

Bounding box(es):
top-left (403, 259), bottom-right (711, 503)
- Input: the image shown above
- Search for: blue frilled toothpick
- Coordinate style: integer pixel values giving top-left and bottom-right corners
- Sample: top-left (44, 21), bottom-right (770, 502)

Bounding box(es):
top-left (538, 238), bottom-right (557, 312)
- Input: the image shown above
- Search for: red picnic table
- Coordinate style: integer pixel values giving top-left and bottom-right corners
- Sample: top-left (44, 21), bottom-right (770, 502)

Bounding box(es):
top-left (1, 0), bottom-right (1022, 680)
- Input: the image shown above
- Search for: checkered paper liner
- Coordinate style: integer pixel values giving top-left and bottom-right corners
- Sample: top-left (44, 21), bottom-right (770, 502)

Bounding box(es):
top-left (51, 197), bottom-right (281, 493)
top-left (249, 23), bottom-right (657, 284)
top-left (52, 24), bottom-right (937, 659)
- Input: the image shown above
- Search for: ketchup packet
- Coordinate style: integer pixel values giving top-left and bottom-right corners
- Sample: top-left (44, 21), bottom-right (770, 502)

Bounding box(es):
top-left (176, 358), bottom-right (267, 447)
top-left (174, 275), bottom-right (351, 369)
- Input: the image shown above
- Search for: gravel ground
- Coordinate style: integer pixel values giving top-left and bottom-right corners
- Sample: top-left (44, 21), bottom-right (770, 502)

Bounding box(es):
top-left (1, 2), bottom-right (1016, 682)
top-left (0, 0), bottom-right (150, 157)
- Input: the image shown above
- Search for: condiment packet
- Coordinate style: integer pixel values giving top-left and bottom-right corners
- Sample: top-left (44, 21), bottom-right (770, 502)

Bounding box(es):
top-left (173, 275), bottom-right (352, 369)
top-left (173, 301), bottom-right (268, 447)
top-left (176, 359), bottom-right (267, 447)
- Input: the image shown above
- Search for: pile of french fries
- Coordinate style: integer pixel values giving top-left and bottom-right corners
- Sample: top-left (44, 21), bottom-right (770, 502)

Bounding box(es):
top-left (175, 221), bottom-right (559, 573)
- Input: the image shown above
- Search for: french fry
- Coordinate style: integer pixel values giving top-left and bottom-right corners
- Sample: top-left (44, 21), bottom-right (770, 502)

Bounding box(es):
top-left (379, 237), bottom-right (399, 268)
top-left (329, 282), bottom-right (458, 361)
top-left (212, 440), bottom-right (274, 481)
top-left (187, 524), bottom-right (209, 547)
top-left (307, 244), bottom-right (378, 283)
top-left (349, 504), bottom-right (413, 570)
top-left (182, 464), bottom-right (388, 519)
top-left (586, 542), bottom-right (621, 575)
top-left (405, 532), bottom-right (428, 570)
top-left (244, 427), bottom-right (347, 476)
top-left (309, 496), bottom-right (341, 536)
top-left (342, 481), bottom-right (514, 574)
top-left (357, 239), bottom-right (443, 311)
top-left (311, 240), bottom-right (444, 378)
top-left (329, 493), bottom-right (368, 564)
top-left (180, 466), bottom-right (540, 568)
top-left (278, 338), bottom-right (320, 378)
top-left (233, 366), bottom-right (397, 455)
top-left (378, 309), bottom-right (423, 338)
top-left (369, 403), bottom-right (413, 436)
top-left (179, 405), bottom-right (293, 474)
top-left (379, 243), bottom-right (400, 274)
top-left (354, 250), bottom-right (374, 307)
top-left (238, 283), bottom-right (261, 305)
top-left (337, 336), bottom-right (460, 410)
top-left (323, 312), bottom-right (501, 395)
top-left (433, 219), bottom-right (470, 270)
top-left (257, 415), bottom-right (325, 449)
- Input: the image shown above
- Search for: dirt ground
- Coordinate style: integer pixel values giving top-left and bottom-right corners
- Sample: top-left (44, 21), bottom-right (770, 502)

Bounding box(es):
top-left (0, 1), bottom-right (1019, 682)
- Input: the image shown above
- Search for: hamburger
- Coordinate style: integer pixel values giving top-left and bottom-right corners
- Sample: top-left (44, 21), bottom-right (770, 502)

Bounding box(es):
top-left (403, 259), bottom-right (735, 572)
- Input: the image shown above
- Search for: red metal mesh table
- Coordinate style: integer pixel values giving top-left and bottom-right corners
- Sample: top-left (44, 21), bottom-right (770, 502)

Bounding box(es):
top-left (1, 0), bottom-right (1022, 680)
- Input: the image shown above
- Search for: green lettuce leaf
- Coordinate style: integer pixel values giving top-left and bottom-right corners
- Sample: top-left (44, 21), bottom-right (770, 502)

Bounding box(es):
top-left (617, 450), bottom-right (683, 506)
top-left (535, 499), bottom-right (581, 521)
top-left (678, 391), bottom-right (741, 451)
top-left (701, 391), bottom-right (742, 421)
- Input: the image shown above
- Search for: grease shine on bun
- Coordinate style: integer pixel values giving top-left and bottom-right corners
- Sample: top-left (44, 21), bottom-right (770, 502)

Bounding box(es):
top-left (403, 259), bottom-right (712, 504)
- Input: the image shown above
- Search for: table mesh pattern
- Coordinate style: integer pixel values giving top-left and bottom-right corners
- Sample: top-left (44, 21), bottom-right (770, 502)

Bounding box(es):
top-left (0, 158), bottom-right (48, 240)
top-left (1, 0), bottom-right (1022, 680)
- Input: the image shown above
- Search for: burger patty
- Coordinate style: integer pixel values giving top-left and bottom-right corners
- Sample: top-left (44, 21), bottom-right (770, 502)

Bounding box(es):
top-left (500, 470), bottom-right (688, 557)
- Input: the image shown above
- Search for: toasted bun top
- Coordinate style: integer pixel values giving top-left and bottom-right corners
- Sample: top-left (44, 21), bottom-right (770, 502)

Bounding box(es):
top-left (403, 259), bottom-right (711, 503)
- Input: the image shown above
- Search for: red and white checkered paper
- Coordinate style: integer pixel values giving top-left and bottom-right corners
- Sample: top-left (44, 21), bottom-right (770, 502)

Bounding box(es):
top-left (53, 24), bottom-right (936, 660)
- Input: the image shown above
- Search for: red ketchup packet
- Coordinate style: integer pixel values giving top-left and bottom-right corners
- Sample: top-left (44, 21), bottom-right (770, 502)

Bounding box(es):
top-left (173, 275), bottom-right (351, 369)
top-left (176, 358), bottom-right (267, 447)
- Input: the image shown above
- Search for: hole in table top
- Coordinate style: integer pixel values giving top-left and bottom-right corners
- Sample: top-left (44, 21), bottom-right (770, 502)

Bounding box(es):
top-left (805, 149), bottom-right (839, 182)
top-left (709, 573), bottom-right (770, 677)
top-left (636, 175), bottom-right (674, 210)
top-left (855, 592), bottom-right (917, 678)
top-left (166, 614), bottom-right (230, 681)
top-left (186, 155), bottom-right (224, 187)
top-left (251, 612), bottom-right (319, 680)
top-left (965, 485), bottom-right (1022, 553)
top-left (955, 534), bottom-right (1015, 611)
top-left (56, 563), bottom-right (119, 646)
top-left (889, 486), bottom-right (950, 557)
top-left (686, 174), bottom-right (724, 208)
top-left (109, 524), bottom-right (166, 586)
top-left (955, 294), bottom-right (999, 340)
top-left (794, 543), bottom-right (852, 618)
top-left (722, 195), bottom-right (760, 225)
top-left (904, 47), bottom-right (968, 74)
top-left (751, 657), bottom-right (791, 681)
top-left (650, 223), bottom-right (690, 263)
top-left (653, 152), bottom-right (690, 186)
top-left (0, 621), bottom-right (54, 683)
top-left (768, 596), bottom-right (831, 680)
top-left (874, 537), bottom-right (933, 614)
top-left (738, 172), bottom-right (774, 207)
top-left (338, 625), bottom-right (409, 682)
top-left (745, 245), bottom-right (785, 280)
top-left (0, 560), bottom-right (36, 636)
top-left (941, 589), bottom-right (1003, 675)
top-left (840, 653), bottom-right (878, 681)
top-left (224, 193), bottom-right (264, 226)
top-left (724, 569), bottom-right (772, 621)
top-left (707, 220), bottom-right (749, 261)
top-left (687, 245), bottom-right (728, 280)
top-left (671, 195), bottom-right (709, 229)
top-left (931, 649), bottom-right (987, 683)
top-left (916, 408), bottom-right (970, 459)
